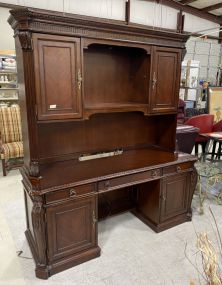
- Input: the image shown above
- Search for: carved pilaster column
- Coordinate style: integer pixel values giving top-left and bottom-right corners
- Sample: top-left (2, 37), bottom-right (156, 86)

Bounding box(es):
top-left (31, 195), bottom-right (47, 267)
top-left (187, 168), bottom-right (198, 218)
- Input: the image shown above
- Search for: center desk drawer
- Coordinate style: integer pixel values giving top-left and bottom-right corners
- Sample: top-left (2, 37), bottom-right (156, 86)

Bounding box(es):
top-left (98, 169), bottom-right (161, 192)
top-left (45, 184), bottom-right (95, 204)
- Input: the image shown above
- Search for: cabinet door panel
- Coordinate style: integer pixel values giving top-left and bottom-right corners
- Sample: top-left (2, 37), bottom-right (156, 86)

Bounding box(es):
top-left (161, 172), bottom-right (190, 222)
top-left (150, 47), bottom-right (181, 113)
top-left (33, 34), bottom-right (82, 120)
top-left (46, 195), bottom-right (97, 261)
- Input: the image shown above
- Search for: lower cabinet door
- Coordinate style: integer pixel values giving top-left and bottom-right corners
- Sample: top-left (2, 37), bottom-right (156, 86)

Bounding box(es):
top-left (46, 195), bottom-right (97, 261)
top-left (160, 172), bottom-right (190, 222)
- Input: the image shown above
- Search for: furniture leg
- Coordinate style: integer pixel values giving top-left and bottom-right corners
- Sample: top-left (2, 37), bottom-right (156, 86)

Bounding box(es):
top-left (195, 143), bottom-right (199, 155)
top-left (201, 141), bottom-right (207, 154)
top-left (2, 159), bottom-right (6, 176)
top-left (217, 142), bottom-right (222, 159)
top-left (211, 141), bottom-right (217, 160)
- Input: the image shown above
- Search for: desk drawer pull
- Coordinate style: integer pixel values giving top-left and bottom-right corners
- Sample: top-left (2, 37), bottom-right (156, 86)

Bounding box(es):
top-left (177, 166), bottom-right (181, 172)
top-left (104, 181), bottom-right (110, 188)
top-left (69, 189), bottom-right (77, 197)
top-left (92, 210), bottom-right (97, 228)
top-left (151, 170), bottom-right (157, 178)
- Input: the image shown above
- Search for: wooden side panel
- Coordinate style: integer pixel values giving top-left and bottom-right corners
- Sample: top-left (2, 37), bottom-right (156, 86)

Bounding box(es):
top-left (150, 47), bottom-right (181, 113)
top-left (46, 196), bottom-right (97, 261)
top-left (160, 172), bottom-right (190, 222)
top-left (33, 34), bottom-right (82, 120)
top-left (136, 180), bottom-right (160, 224)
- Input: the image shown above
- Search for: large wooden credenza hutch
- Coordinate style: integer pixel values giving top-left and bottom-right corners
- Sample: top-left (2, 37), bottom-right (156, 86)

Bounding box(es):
top-left (9, 8), bottom-right (197, 279)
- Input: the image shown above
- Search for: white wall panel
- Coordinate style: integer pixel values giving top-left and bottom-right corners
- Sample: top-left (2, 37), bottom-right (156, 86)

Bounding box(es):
top-left (24, 0), bottom-right (64, 11)
top-left (183, 13), bottom-right (220, 36)
top-left (0, 8), bottom-right (15, 50)
top-left (64, 0), bottom-right (126, 20)
top-left (130, 0), bottom-right (177, 29)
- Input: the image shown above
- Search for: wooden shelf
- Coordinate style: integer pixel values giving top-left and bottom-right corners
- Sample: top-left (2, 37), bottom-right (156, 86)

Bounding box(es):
top-left (0, 88), bottom-right (18, 90)
top-left (0, 81), bottom-right (16, 84)
top-left (0, 97), bottom-right (18, 100)
top-left (0, 70), bottom-right (17, 74)
top-left (84, 103), bottom-right (149, 118)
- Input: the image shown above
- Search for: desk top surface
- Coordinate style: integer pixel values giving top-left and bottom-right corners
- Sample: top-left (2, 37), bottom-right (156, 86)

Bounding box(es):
top-left (38, 147), bottom-right (196, 191)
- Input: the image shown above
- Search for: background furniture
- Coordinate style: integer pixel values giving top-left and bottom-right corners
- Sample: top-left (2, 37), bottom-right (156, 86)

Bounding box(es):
top-left (0, 105), bottom-right (23, 176)
top-left (0, 53), bottom-right (18, 106)
top-left (176, 124), bottom-right (199, 154)
top-left (212, 120), bottom-right (222, 159)
top-left (9, 8), bottom-right (197, 279)
top-left (177, 99), bottom-right (186, 124)
top-left (185, 114), bottom-right (214, 155)
top-left (207, 87), bottom-right (222, 122)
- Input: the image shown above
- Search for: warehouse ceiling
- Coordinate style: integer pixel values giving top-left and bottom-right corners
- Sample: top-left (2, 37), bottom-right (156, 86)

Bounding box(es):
top-left (176, 0), bottom-right (222, 16)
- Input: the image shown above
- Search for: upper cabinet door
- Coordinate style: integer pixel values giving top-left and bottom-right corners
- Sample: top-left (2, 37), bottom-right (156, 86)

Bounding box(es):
top-left (33, 34), bottom-right (82, 120)
top-left (150, 47), bottom-right (181, 113)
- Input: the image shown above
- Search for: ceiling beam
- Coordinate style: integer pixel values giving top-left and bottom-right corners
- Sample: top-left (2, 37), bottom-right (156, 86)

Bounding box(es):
top-left (179, 0), bottom-right (197, 5)
top-left (139, 0), bottom-right (222, 24)
top-left (202, 2), bottom-right (222, 12)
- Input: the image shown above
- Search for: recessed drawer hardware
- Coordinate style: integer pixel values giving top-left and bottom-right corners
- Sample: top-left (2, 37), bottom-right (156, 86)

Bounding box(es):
top-left (92, 210), bottom-right (97, 228)
top-left (177, 166), bottom-right (181, 172)
top-left (151, 170), bottom-right (157, 177)
top-left (45, 184), bottom-right (95, 204)
top-left (79, 149), bottom-right (123, 161)
top-left (69, 189), bottom-right (77, 197)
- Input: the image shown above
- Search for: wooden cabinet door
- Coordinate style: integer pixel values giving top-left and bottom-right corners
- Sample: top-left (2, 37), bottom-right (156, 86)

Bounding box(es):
top-left (46, 195), bottom-right (97, 261)
top-left (33, 34), bottom-right (82, 120)
top-left (160, 172), bottom-right (190, 222)
top-left (150, 47), bottom-right (181, 113)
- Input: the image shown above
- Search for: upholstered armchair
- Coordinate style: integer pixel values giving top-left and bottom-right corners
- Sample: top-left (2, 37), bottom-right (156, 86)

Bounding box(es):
top-left (0, 105), bottom-right (24, 176)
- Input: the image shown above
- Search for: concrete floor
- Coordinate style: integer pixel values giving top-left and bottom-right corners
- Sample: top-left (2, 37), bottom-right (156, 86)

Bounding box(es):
top-left (0, 168), bottom-right (222, 285)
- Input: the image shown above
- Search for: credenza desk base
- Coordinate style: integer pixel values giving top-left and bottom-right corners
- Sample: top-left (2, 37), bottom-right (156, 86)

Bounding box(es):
top-left (22, 151), bottom-right (197, 279)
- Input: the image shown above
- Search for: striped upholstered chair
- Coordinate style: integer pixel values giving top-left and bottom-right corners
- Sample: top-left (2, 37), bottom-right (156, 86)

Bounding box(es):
top-left (0, 105), bottom-right (23, 176)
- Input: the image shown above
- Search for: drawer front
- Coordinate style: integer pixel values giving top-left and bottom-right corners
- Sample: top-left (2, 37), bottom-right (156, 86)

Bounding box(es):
top-left (98, 169), bottom-right (161, 192)
top-left (163, 162), bottom-right (193, 176)
top-left (46, 184), bottom-right (95, 204)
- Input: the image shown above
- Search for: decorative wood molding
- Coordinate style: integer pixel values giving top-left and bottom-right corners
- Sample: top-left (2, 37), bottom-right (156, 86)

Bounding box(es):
top-left (8, 7), bottom-right (189, 49)
top-left (32, 195), bottom-right (47, 266)
top-left (18, 31), bottom-right (33, 51)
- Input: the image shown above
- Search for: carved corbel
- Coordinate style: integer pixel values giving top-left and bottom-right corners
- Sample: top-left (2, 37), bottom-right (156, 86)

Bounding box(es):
top-left (18, 31), bottom-right (33, 51)
top-left (32, 195), bottom-right (47, 266)
top-left (29, 161), bottom-right (40, 177)
top-left (181, 48), bottom-right (187, 61)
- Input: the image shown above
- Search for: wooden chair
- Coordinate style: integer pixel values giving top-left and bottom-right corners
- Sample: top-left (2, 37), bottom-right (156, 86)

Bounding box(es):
top-left (184, 114), bottom-right (214, 155)
top-left (0, 105), bottom-right (24, 176)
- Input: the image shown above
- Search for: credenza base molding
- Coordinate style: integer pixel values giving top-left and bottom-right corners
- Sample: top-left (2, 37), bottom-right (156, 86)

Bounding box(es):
top-left (132, 209), bottom-right (192, 233)
top-left (25, 229), bottom-right (101, 279)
